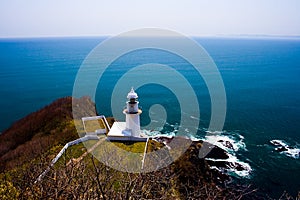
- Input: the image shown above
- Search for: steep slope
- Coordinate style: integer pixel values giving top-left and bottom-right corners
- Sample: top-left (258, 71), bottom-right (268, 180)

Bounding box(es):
top-left (0, 96), bottom-right (96, 171)
top-left (0, 97), bottom-right (261, 199)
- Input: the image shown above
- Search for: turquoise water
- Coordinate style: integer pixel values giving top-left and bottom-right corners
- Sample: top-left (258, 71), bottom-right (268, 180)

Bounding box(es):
top-left (0, 37), bottom-right (299, 197)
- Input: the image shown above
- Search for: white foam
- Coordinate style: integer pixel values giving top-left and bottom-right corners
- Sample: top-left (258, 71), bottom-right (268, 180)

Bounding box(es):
top-left (190, 115), bottom-right (200, 120)
top-left (206, 153), bottom-right (252, 178)
top-left (285, 148), bottom-right (300, 159)
top-left (143, 129), bottom-right (175, 138)
top-left (203, 131), bottom-right (251, 178)
top-left (270, 139), bottom-right (300, 159)
top-left (270, 139), bottom-right (287, 147)
top-left (204, 133), bottom-right (247, 153)
top-left (187, 134), bottom-right (201, 142)
top-left (144, 127), bottom-right (252, 177)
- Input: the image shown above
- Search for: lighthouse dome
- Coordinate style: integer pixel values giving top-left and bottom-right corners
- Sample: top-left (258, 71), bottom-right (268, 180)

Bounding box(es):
top-left (127, 87), bottom-right (138, 99)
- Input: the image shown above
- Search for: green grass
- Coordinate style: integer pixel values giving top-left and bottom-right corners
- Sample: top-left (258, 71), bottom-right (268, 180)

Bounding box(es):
top-left (112, 141), bottom-right (146, 153)
top-left (83, 119), bottom-right (106, 133)
top-left (82, 139), bottom-right (146, 153)
top-left (53, 138), bottom-right (147, 169)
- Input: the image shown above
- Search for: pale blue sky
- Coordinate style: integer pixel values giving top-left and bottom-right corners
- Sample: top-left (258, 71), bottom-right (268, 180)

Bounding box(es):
top-left (0, 0), bottom-right (300, 37)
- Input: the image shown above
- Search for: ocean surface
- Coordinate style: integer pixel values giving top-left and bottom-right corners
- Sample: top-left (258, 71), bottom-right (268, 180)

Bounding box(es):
top-left (0, 36), bottom-right (299, 197)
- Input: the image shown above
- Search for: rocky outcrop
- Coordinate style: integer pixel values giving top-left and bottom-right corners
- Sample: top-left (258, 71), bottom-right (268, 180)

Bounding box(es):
top-left (152, 136), bottom-right (251, 181)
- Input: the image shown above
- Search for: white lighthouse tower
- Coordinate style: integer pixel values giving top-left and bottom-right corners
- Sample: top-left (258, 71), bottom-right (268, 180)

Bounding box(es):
top-left (123, 87), bottom-right (142, 137)
top-left (107, 87), bottom-right (146, 141)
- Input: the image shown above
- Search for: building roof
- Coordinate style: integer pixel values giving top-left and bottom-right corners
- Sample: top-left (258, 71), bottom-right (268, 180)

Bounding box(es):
top-left (127, 87), bottom-right (138, 99)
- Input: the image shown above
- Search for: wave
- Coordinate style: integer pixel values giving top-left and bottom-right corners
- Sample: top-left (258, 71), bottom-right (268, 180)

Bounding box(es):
top-left (205, 154), bottom-right (252, 178)
top-left (270, 139), bottom-right (300, 159)
top-left (204, 131), bottom-right (247, 152)
top-left (203, 131), bottom-right (251, 178)
top-left (144, 128), bottom-right (252, 178)
top-left (143, 129), bottom-right (175, 138)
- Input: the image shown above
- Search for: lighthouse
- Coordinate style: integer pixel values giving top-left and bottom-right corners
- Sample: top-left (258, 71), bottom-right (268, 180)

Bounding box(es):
top-left (123, 87), bottom-right (142, 137)
top-left (107, 87), bottom-right (146, 141)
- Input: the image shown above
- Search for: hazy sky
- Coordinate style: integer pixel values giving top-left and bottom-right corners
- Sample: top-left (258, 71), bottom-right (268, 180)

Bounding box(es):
top-left (0, 0), bottom-right (300, 37)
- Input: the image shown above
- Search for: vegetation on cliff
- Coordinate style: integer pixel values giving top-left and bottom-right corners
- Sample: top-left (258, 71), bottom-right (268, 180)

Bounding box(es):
top-left (1, 97), bottom-right (297, 199)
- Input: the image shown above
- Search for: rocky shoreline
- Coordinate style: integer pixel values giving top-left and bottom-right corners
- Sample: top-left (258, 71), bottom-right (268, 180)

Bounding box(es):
top-left (151, 135), bottom-right (251, 181)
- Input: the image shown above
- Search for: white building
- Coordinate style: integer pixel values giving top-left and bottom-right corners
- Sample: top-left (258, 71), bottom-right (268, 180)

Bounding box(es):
top-left (107, 88), bottom-right (147, 141)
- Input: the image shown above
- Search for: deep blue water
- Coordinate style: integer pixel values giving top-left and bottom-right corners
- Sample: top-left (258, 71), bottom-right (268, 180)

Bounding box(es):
top-left (0, 37), bottom-right (299, 197)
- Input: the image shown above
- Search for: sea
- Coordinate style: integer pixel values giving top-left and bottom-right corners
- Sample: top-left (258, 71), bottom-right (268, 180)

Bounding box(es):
top-left (0, 36), bottom-right (299, 198)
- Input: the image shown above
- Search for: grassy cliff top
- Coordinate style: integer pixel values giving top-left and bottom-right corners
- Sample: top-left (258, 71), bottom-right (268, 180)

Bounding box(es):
top-left (0, 96), bottom-right (262, 199)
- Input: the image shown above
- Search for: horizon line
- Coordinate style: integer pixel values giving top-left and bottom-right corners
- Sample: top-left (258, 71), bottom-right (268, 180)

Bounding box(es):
top-left (1, 34), bottom-right (300, 40)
